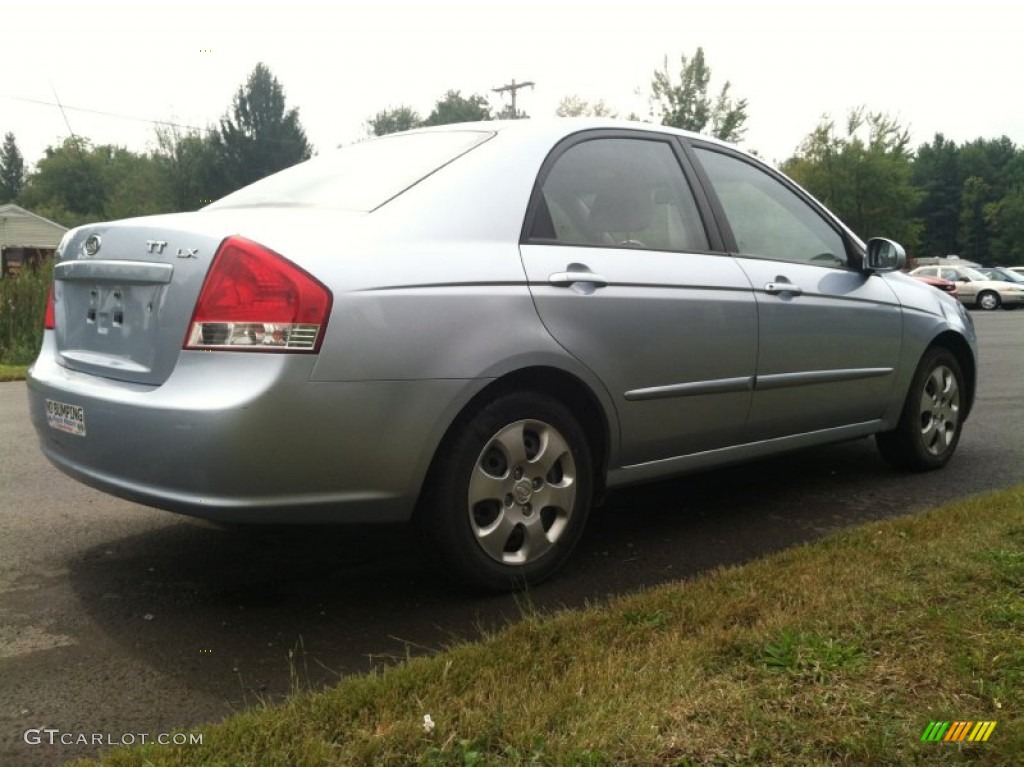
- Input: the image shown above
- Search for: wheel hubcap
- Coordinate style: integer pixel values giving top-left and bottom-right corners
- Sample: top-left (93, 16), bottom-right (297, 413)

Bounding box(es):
top-left (468, 420), bottom-right (576, 565)
top-left (918, 364), bottom-right (961, 455)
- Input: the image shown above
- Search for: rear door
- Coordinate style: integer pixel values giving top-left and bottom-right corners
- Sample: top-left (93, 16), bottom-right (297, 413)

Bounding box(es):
top-left (687, 143), bottom-right (902, 440)
top-left (519, 132), bottom-right (758, 466)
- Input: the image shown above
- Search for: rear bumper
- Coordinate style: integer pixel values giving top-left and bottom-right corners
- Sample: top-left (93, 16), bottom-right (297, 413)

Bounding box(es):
top-left (27, 335), bottom-right (483, 523)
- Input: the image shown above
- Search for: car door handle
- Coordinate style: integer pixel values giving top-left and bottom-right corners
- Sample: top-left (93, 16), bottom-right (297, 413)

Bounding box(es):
top-left (764, 281), bottom-right (803, 296)
top-left (549, 271), bottom-right (609, 288)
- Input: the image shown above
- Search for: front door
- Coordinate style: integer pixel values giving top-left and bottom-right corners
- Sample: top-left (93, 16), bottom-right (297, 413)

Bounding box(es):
top-left (690, 145), bottom-right (902, 440)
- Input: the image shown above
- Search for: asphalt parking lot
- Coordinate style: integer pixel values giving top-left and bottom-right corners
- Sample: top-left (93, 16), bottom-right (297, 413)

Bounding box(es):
top-left (1, 311), bottom-right (1022, 766)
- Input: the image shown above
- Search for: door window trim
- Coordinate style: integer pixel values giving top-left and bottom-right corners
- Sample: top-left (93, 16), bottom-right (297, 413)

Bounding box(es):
top-left (681, 140), bottom-right (863, 270)
top-left (520, 129), bottom-right (728, 255)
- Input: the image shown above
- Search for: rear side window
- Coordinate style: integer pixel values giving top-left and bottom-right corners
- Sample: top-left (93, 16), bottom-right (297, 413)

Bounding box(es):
top-left (529, 138), bottom-right (709, 252)
top-left (209, 130), bottom-right (494, 212)
top-left (694, 147), bottom-right (847, 266)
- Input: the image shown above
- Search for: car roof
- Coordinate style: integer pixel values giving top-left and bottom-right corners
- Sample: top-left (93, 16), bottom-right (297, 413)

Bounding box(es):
top-left (406, 117), bottom-right (735, 150)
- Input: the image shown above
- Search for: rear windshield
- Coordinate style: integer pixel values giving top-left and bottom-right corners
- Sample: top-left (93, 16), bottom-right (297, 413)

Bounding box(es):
top-left (208, 130), bottom-right (494, 212)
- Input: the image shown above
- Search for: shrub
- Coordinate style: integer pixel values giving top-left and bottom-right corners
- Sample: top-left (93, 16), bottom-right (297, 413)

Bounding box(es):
top-left (0, 261), bottom-right (52, 365)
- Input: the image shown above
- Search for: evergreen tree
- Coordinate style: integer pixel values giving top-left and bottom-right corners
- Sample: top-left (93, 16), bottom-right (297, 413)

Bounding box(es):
top-left (0, 132), bottom-right (26, 201)
top-left (913, 135), bottom-right (962, 257)
top-left (215, 63), bottom-right (313, 192)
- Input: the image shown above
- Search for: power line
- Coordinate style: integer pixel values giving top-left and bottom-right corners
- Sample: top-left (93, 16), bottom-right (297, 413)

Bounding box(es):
top-left (46, 82), bottom-right (106, 209)
top-left (1, 92), bottom-right (312, 153)
top-left (48, 83), bottom-right (83, 147)
top-left (0, 93), bottom-right (213, 133)
top-left (2, 92), bottom-right (318, 152)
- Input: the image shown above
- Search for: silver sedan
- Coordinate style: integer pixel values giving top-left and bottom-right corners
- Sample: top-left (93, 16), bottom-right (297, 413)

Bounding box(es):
top-left (28, 120), bottom-right (978, 590)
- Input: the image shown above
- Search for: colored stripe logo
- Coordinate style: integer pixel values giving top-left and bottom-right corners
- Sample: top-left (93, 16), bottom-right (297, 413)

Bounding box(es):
top-left (921, 721), bottom-right (997, 742)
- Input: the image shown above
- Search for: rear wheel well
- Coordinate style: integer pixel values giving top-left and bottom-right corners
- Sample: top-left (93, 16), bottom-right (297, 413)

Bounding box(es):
top-left (429, 367), bottom-right (611, 501)
top-left (929, 331), bottom-right (976, 420)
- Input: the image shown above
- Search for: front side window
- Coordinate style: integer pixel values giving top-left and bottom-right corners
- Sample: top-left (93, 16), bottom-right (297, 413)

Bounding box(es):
top-left (529, 138), bottom-right (708, 253)
top-left (694, 147), bottom-right (847, 266)
top-left (959, 267), bottom-right (989, 281)
top-left (997, 269), bottom-right (1024, 283)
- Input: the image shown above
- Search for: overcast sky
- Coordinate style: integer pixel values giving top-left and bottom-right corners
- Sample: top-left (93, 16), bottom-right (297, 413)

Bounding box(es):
top-left (2, 0), bottom-right (1022, 171)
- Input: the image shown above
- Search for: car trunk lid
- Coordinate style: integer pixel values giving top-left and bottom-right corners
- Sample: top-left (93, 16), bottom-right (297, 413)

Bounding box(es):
top-left (53, 218), bottom-right (225, 386)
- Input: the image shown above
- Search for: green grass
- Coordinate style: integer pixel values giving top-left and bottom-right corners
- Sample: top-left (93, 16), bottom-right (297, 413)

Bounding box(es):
top-left (99, 486), bottom-right (1024, 766)
top-left (0, 363), bottom-right (28, 382)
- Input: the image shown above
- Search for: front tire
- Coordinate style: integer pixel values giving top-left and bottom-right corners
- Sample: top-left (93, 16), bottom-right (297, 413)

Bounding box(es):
top-left (977, 291), bottom-right (1001, 311)
top-left (876, 348), bottom-right (965, 471)
top-left (418, 391), bottom-right (593, 591)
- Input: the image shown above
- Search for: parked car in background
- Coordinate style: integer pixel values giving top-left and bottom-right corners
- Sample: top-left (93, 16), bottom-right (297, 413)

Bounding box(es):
top-left (910, 264), bottom-right (1024, 310)
top-left (1007, 267), bottom-right (1024, 276)
top-left (27, 119), bottom-right (979, 590)
top-left (908, 273), bottom-right (959, 299)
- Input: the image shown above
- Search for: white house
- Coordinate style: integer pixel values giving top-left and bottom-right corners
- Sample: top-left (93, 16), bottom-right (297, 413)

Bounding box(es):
top-left (0, 203), bottom-right (68, 277)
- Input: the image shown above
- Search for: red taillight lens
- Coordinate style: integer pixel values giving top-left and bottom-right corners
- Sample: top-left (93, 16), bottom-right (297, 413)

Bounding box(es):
top-left (44, 284), bottom-right (55, 330)
top-left (185, 236), bottom-right (332, 352)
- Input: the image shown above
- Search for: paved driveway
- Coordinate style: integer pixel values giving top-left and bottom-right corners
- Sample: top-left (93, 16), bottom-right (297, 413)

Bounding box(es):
top-left (2, 311), bottom-right (1022, 765)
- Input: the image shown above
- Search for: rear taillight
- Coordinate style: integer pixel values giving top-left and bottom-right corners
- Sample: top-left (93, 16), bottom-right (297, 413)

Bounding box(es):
top-left (185, 236), bottom-right (332, 352)
top-left (44, 284), bottom-right (55, 330)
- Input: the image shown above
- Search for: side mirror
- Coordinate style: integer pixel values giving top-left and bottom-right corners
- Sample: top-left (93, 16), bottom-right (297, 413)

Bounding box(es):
top-left (864, 237), bottom-right (906, 272)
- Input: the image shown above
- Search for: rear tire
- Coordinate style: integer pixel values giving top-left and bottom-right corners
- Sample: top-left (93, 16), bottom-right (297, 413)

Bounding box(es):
top-left (876, 348), bottom-right (965, 471)
top-left (977, 291), bottom-right (1001, 311)
top-left (417, 391), bottom-right (593, 592)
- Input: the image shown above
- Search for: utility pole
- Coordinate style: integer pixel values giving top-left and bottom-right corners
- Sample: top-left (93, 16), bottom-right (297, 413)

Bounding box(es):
top-left (492, 78), bottom-right (535, 117)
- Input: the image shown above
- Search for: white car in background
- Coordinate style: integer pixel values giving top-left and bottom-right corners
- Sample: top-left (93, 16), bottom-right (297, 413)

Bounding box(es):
top-left (909, 265), bottom-right (1024, 310)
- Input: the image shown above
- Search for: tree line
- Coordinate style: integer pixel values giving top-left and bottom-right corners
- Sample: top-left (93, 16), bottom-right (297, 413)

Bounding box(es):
top-left (782, 111), bottom-right (1024, 264)
top-left (0, 64), bottom-right (312, 228)
top-left (1, 54), bottom-right (1022, 263)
